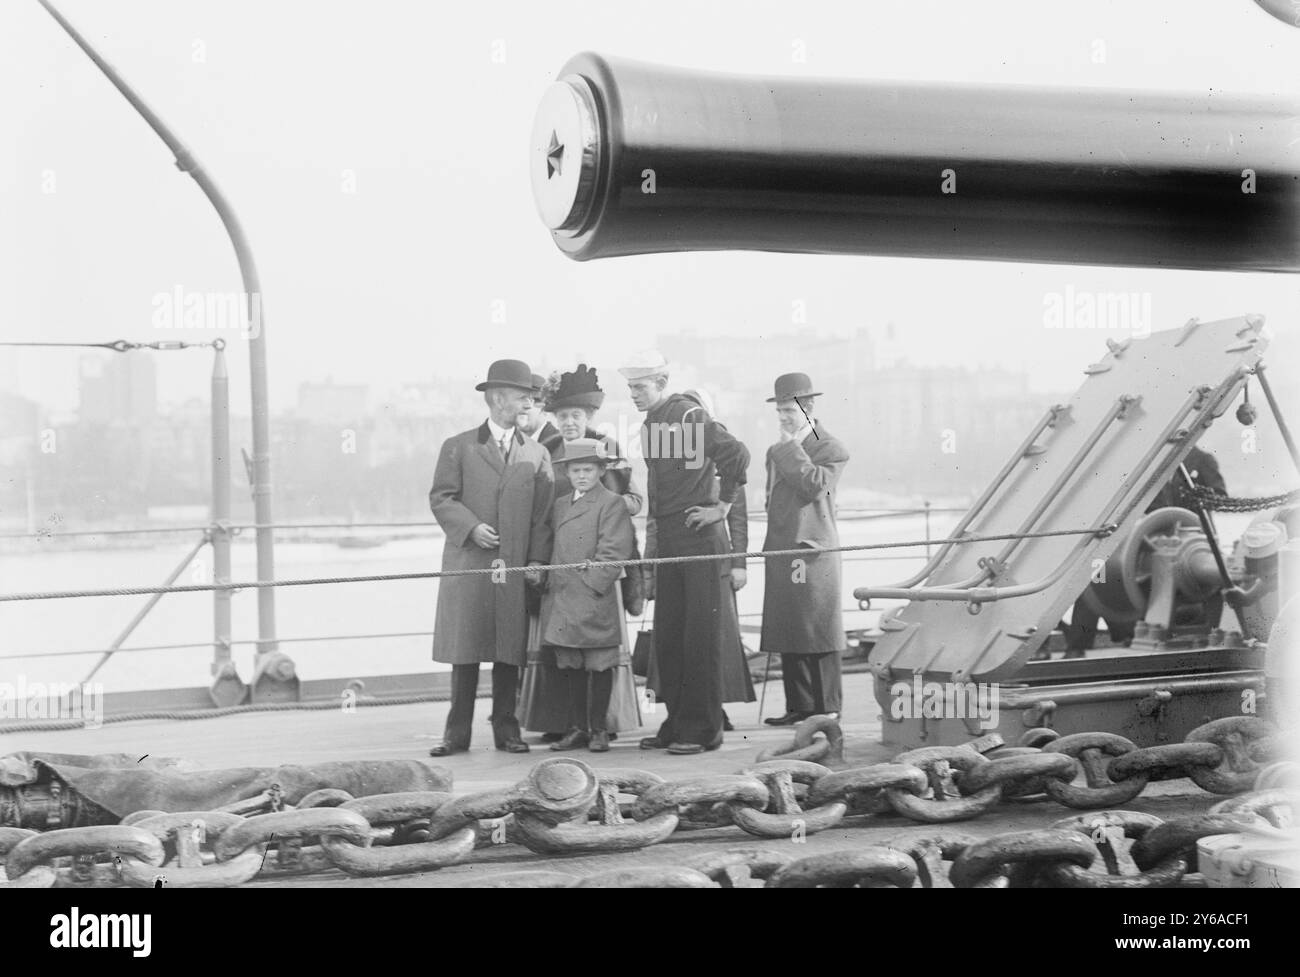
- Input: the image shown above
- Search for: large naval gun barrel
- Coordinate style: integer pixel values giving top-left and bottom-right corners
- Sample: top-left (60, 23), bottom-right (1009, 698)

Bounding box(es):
top-left (530, 53), bottom-right (1300, 272)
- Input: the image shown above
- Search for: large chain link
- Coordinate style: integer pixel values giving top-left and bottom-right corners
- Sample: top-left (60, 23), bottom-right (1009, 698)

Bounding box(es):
top-left (2, 717), bottom-right (1289, 888)
top-left (469, 803), bottom-right (1283, 888)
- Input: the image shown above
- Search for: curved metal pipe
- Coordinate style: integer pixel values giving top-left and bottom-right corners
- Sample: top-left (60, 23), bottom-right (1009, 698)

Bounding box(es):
top-left (856, 531), bottom-right (1096, 605)
top-left (36, 0), bottom-right (281, 655)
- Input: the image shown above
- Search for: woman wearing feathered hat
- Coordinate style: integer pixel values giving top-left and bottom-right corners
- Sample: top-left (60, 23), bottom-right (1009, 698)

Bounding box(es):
top-left (519, 364), bottom-right (645, 741)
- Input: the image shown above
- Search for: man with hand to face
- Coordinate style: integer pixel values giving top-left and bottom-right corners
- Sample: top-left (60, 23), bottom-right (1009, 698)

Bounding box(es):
top-left (427, 359), bottom-right (554, 757)
top-left (760, 373), bottom-right (850, 726)
top-left (621, 350), bottom-right (750, 755)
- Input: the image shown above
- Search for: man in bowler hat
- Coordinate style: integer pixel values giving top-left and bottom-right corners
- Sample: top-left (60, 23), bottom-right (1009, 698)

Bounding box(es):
top-left (760, 373), bottom-right (850, 725)
top-left (428, 359), bottom-right (555, 755)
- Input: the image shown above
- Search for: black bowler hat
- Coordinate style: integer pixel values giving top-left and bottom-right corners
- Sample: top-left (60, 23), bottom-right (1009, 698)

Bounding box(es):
top-left (766, 372), bottom-right (822, 403)
top-left (475, 359), bottom-right (535, 392)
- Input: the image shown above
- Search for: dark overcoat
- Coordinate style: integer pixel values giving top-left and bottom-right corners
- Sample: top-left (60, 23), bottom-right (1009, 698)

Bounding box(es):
top-left (539, 481), bottom-right (635, 649)
top-left (760, 422), bottom-right (849, 656)
top-left (429, 422), bottom-right (554, 666)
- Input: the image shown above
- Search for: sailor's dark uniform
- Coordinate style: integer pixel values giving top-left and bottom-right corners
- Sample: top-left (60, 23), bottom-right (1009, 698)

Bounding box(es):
top-left (642, 393), bottom-right (750, 747)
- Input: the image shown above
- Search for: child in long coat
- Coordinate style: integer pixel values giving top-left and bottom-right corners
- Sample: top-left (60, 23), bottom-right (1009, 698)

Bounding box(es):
top-left (539, 438), bottom-right (636, 752)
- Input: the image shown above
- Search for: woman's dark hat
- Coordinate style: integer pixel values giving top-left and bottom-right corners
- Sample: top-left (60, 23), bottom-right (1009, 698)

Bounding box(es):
top-left (546, 363), bottom-right (606, 411)
top-left (475, 359), bottom-right (535, 392)
top-left (766, 372), bottom-right (822, 403)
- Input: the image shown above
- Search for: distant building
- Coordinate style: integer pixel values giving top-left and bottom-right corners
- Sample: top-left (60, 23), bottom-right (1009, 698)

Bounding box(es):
top-left (0, 391), bottom-right (39, 445)
top-left (297, 379), bottom-right (369, 426)
top-left (656, 326), bottom-right (1065, 502)
top-left (851, 364), bottom-right (1053, 498)
top-left (0, 394), bottom-right (40, 528)
top-left (78, 353), bottom-right (157, 425)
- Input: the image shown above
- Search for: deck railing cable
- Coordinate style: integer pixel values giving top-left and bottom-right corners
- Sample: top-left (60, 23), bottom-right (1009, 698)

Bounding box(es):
top-left (0, 508), bottom-right (969, 541)
top-left (0, 523), bottom-right (1111, 604)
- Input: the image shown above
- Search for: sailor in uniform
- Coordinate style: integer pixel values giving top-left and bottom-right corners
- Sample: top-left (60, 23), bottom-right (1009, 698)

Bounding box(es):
top-left (620, 351), bottom-right (750, 754)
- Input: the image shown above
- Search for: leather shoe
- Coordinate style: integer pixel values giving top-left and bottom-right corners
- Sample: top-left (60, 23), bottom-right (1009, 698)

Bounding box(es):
top-left (428, 742), bottom-right (466, 757)
top-left (588, 730), bottom-right (610, 753)
top-left (498, 737), bottom-right (530, 754)
top-left (639, 736), bottom-right (667, 750)
top-left (763, 712), bottom-right (810, 727)
top-left (666, 737), bottom-right (723, 755)
top-left (540, 732), bottom-right (563, 743)
top-left (549, 728), bottom-right (589, 751)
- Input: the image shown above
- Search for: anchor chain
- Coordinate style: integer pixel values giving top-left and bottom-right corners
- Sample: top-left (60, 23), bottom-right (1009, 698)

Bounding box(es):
top-left (2, 717), bottom-right (1288, 888)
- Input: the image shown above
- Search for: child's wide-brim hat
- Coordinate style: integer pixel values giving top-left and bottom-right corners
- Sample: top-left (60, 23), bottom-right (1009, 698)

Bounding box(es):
top-left (557, 437), bottom-right (618, 465)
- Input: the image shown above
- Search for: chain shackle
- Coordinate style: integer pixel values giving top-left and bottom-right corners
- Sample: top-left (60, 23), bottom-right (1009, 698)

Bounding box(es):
top-left (885, 747), bottom-right (1002, 823)
top-left (121, 811), bottom-right (263, 888)
top-left (1043, 733), bottom-right (1149, 808)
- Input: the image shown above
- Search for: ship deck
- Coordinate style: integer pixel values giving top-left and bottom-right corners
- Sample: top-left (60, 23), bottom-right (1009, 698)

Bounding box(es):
top-left (1, 670), bottom-right (1220, 887)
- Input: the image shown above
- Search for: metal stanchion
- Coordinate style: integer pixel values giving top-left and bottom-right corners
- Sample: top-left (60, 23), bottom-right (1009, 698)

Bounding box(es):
top-left (209, 342), bottom-right (247, 706)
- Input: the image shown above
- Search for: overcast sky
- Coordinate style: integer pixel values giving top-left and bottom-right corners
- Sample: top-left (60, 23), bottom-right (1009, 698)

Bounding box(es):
top-left (2, 0), bottom-right (1298, 415)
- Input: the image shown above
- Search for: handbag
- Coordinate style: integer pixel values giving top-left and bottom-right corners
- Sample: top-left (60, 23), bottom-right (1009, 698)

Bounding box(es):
top-left (631, 627), bottom-right (653, 678)
top-left (621, 541), bottom-right (646, 616)
top-left (524, 576), bottom-right (543, 617)
top-left (621, 568), bottom-right (645, 617)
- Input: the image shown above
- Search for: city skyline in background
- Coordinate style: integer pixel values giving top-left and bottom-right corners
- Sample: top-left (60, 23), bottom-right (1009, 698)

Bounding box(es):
top-left (2, 318), bottom-right (1294, 536)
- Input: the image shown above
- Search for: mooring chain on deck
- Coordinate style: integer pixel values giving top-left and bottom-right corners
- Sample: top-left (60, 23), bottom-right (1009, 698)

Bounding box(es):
top-left (2, 717), bottom-right (1293, 889)
top-left (0, 524), bottom-right (1116, 603)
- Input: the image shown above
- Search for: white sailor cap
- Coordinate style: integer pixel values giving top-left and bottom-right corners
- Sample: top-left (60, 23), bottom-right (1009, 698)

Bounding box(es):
top-left (617, 350), bottom-right (669, 380)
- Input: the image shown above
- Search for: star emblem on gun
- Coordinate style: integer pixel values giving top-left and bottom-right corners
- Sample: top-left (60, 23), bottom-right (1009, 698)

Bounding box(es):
top-left (546, 130), bottom-right (564, 179)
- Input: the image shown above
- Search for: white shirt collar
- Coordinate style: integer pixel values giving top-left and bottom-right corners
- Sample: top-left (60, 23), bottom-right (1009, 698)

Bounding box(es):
top-left (572, 489), bottom-right (585, 502)
top-left (791, 421), bottom-right (813, 443)
top-left (486, 417), bottom-right (515, 444)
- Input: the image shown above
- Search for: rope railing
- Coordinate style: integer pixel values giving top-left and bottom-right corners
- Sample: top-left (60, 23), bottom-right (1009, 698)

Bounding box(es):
top-left (0, 524), bottom-right (1112, 603)
top-left (0, 338), bottom-right (226, 352)
top-left (0, 508), bottom-right (970, 542)
top-left (0, 608), bottom-right (900, 662)
top-left (0, 601), bottom-right (907, 662)
top-left (0, 630), bottom-right (440, 661)
top-left (0, 520), bottom-right (452, 540)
